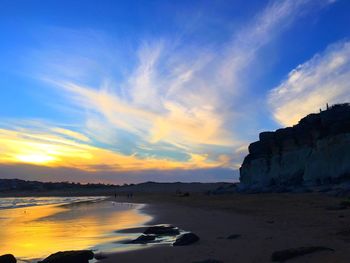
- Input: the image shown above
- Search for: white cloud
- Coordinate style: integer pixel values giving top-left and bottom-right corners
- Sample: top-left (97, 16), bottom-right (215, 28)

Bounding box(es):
top-left (128, 41), bottom-right (164, 110)
top-left (218, 0), bottom-right (311, 92)
top-left (34, 0), bottom-right (335, 169)
top-left (268, 41), bottom-right (350, 126)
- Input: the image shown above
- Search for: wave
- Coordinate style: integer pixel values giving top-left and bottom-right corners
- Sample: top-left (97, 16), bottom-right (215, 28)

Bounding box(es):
top-left (0, 196), bottom-right (107, 210)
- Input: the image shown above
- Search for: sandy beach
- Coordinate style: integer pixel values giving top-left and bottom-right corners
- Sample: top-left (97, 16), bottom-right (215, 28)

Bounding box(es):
top-left (1, 192), bottom-right (350, 262)
top-left (97, 193), bottom-right (350, 263)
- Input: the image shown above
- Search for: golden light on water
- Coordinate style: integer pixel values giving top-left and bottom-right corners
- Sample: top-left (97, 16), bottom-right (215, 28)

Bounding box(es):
top-left (0, 201), bottom-right (151, 261)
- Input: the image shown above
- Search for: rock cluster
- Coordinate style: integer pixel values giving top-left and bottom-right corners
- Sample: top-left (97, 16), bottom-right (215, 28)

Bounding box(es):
top-left (143, 224), bottom-right (180, 236)
top-left (127, 224), bottom-right (199, 246)
top-left (0, 254), bottom-right (16, 263)
top-left (0, 251), bottom-right (95, 263)
top-left (271, 246), bottom-right (334, 262)
top-left (128, 234), bottom-right (156, 244)
top-left (173, 232), bottom-right (199, 246)
top-left (240, 103), bottom-right (350, 190)
top-left (38, 250), bottom-right (94, 263)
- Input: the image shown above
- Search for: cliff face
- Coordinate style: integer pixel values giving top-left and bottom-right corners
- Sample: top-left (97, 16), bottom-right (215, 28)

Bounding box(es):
top-left (240, 104), bottom-right (350, 189)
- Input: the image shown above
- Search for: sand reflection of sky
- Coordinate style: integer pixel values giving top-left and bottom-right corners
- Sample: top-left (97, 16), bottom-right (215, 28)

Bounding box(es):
top-left (0, 199), bottom-right (151, 262)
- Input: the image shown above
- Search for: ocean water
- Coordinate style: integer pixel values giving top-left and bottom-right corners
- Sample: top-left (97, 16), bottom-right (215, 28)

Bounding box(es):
top-left (0, 196), bottom-right (107, 210)
top-left (0, 197), bottom-right (152, 262)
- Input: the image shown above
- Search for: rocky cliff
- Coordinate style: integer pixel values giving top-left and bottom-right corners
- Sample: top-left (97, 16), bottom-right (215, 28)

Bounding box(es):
top-left (240, 103), bottom-right (350, 190)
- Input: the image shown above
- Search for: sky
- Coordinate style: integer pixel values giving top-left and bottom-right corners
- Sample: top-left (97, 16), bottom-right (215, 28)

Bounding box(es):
top-left (0, 0), bottom-right (349, 184)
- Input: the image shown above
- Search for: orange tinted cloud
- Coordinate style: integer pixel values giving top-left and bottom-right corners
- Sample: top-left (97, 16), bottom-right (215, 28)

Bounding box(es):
top-left (0, 127), bottom-right (229, 172)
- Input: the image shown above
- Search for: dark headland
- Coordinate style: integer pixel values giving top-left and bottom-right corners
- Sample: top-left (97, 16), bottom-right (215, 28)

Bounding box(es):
top-left (240, 103), bottom-right (350, 194)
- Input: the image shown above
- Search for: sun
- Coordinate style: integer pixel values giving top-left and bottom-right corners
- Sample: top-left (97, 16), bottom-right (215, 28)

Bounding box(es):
top-left (15, 154), bottom-right (57, 164)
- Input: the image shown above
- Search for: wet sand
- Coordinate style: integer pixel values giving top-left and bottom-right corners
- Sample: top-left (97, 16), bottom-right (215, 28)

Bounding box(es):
top-left (0, 199), bottom-right (151, 262)
top-left (99, 193), bottom-right (350, 263)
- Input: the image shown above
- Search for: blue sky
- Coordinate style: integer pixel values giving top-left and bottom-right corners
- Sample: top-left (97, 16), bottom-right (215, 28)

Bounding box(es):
top-left (0, 0), bottom-right (349, 183)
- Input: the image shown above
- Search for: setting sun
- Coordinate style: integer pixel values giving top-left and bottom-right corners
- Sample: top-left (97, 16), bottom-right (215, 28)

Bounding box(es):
top-left (15, 154), bottom-right (57, 164)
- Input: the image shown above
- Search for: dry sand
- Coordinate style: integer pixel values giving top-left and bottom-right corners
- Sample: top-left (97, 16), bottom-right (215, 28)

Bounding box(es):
top-left (98, 193), bottom-right (350, 263)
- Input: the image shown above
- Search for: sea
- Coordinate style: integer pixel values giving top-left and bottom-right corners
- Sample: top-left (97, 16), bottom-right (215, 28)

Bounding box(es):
top-left (0, 196), bottom-right (152, 262)
top-left (0, 196), bottom-right (106, 210)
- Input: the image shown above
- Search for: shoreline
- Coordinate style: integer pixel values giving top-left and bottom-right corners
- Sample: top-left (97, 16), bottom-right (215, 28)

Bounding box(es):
top-left (0, 196), bottom-right (109, 211)
top-left (98, 193), bottom-right (350, 263)
top-left (0, 197), bottom-right (151, 262)
top-left (2, 193), bottom-right (350, 262)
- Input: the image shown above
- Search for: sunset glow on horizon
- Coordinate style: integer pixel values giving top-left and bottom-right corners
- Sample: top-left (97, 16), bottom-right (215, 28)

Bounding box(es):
top-left (0, 127), bottom-right (228, 172)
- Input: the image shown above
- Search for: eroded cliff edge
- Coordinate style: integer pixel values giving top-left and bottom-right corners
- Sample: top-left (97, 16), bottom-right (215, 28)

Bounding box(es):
top-left (239, 103), bottom-right (350, 191)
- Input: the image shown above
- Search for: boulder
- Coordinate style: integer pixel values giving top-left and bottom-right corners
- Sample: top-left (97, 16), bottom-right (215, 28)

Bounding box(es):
top-left (38, 250), bottom-right (94, 263)
top-left (192, 260), bottom-right (223, 263)
top-left (226, 234), bottom-right (241, 239)
top-left (128, 234), bottom-right (156, 244)
top-left (336, 228), bottom-right (350, 242)
top-left (144, 225), bottom-right (180, 236)
top-left (0, 254), bottom-right (16, 263)
top-left (271, 246), bottom-right (334, 262)
top-left (93, 253), bottom-right (107, 260)
top-left (173, 232), bottom-right (199, 246)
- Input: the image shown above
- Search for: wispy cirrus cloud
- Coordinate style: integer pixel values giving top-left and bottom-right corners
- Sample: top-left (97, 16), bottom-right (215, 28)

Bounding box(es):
top-left (268, 40), bottom-right (350, 126)
top-left (218, 0), bottom-right (316, 92)
top-left (12, 0), bottom-right (336, 177)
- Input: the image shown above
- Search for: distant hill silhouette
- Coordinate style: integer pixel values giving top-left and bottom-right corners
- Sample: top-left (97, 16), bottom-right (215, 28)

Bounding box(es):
top-left (0, 178), bottom-right (231, 196)
top-left (112, 181), bottom-right (231, 193)
top-left (240, 103), bottom-right (350, 192)
top-left (0, 179), bottom-right (116, 196)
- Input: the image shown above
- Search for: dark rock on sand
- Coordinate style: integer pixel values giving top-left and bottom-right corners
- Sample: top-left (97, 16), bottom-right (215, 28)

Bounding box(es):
top-left (38, 250), bottom-right (94, 263)
top-left (335, 229), bottom-right (350, 241)
top-left (173, 232), bottom-right (199, 246)
top-left (0, 254), bottom-right (16, 263)
top-left (339, 199), bottom-right (350, 207)
top-left (144, 225), bottom-right (180, 236)
top-left (326, 204), bottom-right (347, 210)
top-left (94, 253), bottom-right (107, 260)
top-left (115, 226), bottom-right (147, 234)
top-left (227, 234), bottom-right (241, 239)
top-left (129, 234), bottom-right (156, 244)
top-left (271, 246), bottom-right (334, 262)
top-left (192, 259), bottom-right (223, 263)
top-left (336, 229), bottom-right (350, 235)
